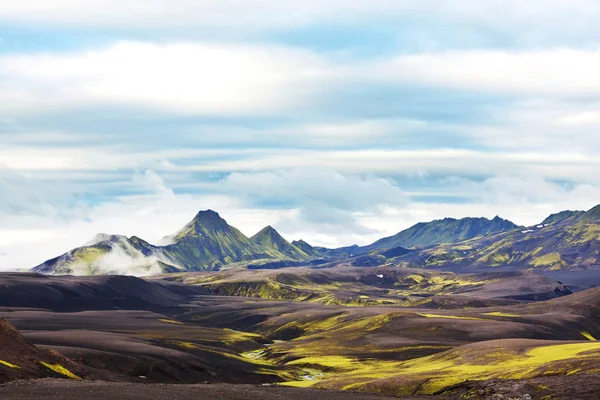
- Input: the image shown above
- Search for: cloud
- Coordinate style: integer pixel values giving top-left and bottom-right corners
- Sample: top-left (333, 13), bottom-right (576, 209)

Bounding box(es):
top-left (5, 39), bottom-right (600, 122)
top-left (2, 2), bottom-right (600, 271)
top-left (379, 49), bottom-right (600, 97)
top-left (2, 0), bottom-right (600, 41)
top-left (0, 41), bottom-right (335, 116)
top-left (219, 168), bottom-right (408, 211)
top-left (218, 168), bottom-right (409, 238)
top-left (556, 111), bottom-right (600, 126)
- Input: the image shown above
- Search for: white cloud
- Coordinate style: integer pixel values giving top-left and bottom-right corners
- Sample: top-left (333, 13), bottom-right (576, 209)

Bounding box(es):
top-left (0, 41), bottom-right (335, 116)
top-left (556, 111), bottom-right (600, 126)
top-left (5, 40), bottom-right (600, 121)
top-left (2, 0), bottom-right (600, 39)
top-left (220, 168), bottom-right (408, 211)
top-left (458, 100), bottom-right (600, 157)
top-left (380, 49), bottom-right (600, 97)
top-left (179, 148), bottom-right (600, 183)
top-left (219, 168), bottom-right (409, 238)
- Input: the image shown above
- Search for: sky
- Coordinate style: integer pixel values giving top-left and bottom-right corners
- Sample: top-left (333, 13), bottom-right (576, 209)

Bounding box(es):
top-left (1, 0), bottom-right (600, 271)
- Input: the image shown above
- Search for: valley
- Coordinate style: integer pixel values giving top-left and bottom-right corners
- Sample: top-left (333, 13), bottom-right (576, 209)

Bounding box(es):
top-left (2, 266), bottom-right (600, 399)
top-left (3, 205), bottom-right (600, 398)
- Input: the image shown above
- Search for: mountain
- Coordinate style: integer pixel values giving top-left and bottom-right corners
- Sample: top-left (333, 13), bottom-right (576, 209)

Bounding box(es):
top-left (542, 210), bottom-right (585, 225)
top-left (31, 205), bottom-right (600, 275)
top-left (32, 210), bottom-right (316, 276)
top-left (581, 204), bottom-right (600, 222)
top-left (291, 239), bottom-right (322, 258)
top-left (250, 226), bottom-right (311, 259)
top-left (363, 216), bottom-right (520, 252)
top-left (392, 204), bottom-right (600, 271)
top-left (161, 211), bottom-right (304, 271)
top-left (32, 234), bottom-right (175, 276)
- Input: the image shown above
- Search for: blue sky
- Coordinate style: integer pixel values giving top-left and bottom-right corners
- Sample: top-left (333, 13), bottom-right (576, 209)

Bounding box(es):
top-left (1, 0), bottom-right (600, 270)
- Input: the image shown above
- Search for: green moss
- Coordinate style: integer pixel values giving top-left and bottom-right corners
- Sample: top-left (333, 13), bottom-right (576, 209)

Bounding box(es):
top-left (531, 252), bottom-right (566, 270)
top-left (39, 361), bottom-right (82, 380)
top-left (157, 318), bottom-right (184, 325)
top-left (320, 342), bottom-right (600, 395)
top-left (0, 359), bottom-right (20, 369)
top-left (581, 331), bottom-right (597, 341)
top-left (418, 313), bottom-right (483, 321)
top-left (483, 312), bottom-right (519, 318)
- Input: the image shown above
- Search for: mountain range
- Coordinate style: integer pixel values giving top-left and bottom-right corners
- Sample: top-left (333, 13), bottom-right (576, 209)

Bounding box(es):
top-left (31, 205), bottom-right (600, 275)
top-left (33, 210), bottom-right (319, 276)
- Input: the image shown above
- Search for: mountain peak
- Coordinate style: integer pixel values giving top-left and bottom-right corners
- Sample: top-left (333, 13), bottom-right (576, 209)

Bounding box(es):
top-left (191, 210), bottom-right (229, 230)
top-left (173, 209), bottom-right (231, 241)
top-left (250, 226), bottom-right (312, 260)
top-left (85, 233), bottom-right (128, 246)
top-left (252, 225), bottom-right (285, 243)
top-left (291, 239), bottom-right (321, 257)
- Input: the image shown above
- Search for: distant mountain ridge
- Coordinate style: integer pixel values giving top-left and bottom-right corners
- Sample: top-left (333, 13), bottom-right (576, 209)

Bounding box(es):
top-left (391, 204), bottom-right (600, 271)
top-left (33, 210), bottom-right (318, 276)
top-left (322, 215), bottom-right (520, 258)
top-left (364, 215), bottom-right (520, 251)
top-left (542, 210), bottom-right (585, 225)
top-left (31, 204), bottom-right (600, 275)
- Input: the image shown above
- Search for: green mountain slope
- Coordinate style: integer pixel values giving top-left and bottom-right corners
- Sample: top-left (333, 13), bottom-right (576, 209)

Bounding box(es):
top-left (542, 210), bottom-right (585, 225)
top-left (31, 210), bottom-right (316, 276)
top-left (364, 216), bottom-right (519, 251)
top-left (393, 205), bottom-right (600, 271)
top-left (250, 226), bottom-right (311, 260)
top-left (291, 239), bottom-right (322, 258)
top-left (581, 204), bottom-right (600, 222)
top-left (161, 211), bottom-right (305, 271)
top-left (32, 234), bottom-right (179, 276)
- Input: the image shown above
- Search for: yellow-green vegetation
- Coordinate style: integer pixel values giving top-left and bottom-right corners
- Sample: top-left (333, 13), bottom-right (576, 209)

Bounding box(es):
top-left (298, 342), bottom-right (600, 395)
top-left (183, 269), bottom-right (495, 307)
top-left (531, 252), bottom-right (566, 270)
top-left (418, 313), bottom-right (483, 321)
top-left (74, 247), bottom-right (110, 263)
top-left (0, 359), bottom-right (20, 369)
top-left (168, 340), bottom-right (302, 381)
top-left (157, 318), bottom-right (185, 325)
top-left (404, 274), bottom-right (425, 284)
top-left (398, 274), bottom-right (492, 296)
top-left (581, 331), bottom-right (597, 341)
top-left (565, 222), bottom-right (600, 245)
top-left (222, 328), bottom-right (265, 345)
top-left (170, 340), bottom-right (198, 350)
top-left (261, 312), bottom-right (395, 343)
top-left (475, 238), bottom-right (514, 266)
top-left (286, 355), bottom-right (361, 372)
top-left (281, 368), bottom-right (325, 388)
top-left (483, 312), bottom-right (520, 318)
top-left (39, 361), bottom-right (82, 380)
